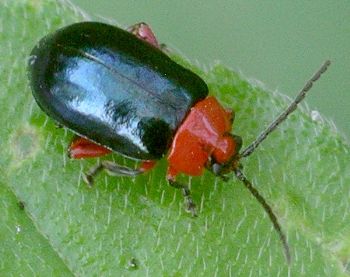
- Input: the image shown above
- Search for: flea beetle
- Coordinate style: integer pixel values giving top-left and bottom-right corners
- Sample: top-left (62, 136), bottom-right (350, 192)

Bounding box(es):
top-left (28, 21), bottom-right (330, 263)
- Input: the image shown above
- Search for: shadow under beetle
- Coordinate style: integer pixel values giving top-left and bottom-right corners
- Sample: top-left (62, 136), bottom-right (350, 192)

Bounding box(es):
top-left (28, 21), bottom-right (331, 263)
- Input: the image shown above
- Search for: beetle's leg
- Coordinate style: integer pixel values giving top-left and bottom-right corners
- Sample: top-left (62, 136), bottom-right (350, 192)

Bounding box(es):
top-left (68, 137), bottom-right (112, 159)
top-left (139, 160), bottom-right (157, 172)
top-left (83, 160), bottom-right (145, 187)
top-left (167, 177), bottom-right (197, 217)
top-left (69, 137), bottom-right (156, 186)
top-left (127, 22), bottom-right (161, 49)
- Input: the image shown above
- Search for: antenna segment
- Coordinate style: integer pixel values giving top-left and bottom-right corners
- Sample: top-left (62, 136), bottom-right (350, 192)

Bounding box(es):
top-left (241, 60), bottom-right (331, 158)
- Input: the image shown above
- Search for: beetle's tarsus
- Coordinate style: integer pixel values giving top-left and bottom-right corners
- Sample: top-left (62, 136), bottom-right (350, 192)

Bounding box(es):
top-left (82, 162), bottom-right (103, 187)
top-left (168, 179), bottom-right (197, 217)
top-left (181, 187), bottom-right (197, 217)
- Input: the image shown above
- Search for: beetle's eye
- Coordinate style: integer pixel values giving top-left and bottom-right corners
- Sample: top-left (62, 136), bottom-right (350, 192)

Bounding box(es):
top-left (212, 163), bottom-right (223, 175)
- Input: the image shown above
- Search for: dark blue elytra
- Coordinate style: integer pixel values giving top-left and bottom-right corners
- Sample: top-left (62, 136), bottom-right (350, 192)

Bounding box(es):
top-left (28, 22), bottom-right (208, 160)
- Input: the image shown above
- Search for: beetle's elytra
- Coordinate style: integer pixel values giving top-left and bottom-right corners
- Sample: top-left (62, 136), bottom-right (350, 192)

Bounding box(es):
top-left (28, 21), bottom-right (331, 263)
top-left (29, 22), bottom-right (208, 160)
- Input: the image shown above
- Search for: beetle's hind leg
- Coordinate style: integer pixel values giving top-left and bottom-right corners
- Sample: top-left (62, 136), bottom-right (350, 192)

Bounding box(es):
top-left (127, 22), bottom-right (160, 48)
top-left (69, 137), bottom-right (156, 186)
top-left (68, 136), bottom-right (112, 159)
top-left (83, 160), bottom-right (144, 187)
top-left (127, 22), bottom-right (169, 52)
top-left (168, 179), bottom-right (197, 217)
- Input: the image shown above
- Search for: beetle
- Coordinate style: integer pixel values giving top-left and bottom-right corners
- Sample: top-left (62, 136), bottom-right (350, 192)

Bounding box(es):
top-left (28, 21), bottom-right (330, 263)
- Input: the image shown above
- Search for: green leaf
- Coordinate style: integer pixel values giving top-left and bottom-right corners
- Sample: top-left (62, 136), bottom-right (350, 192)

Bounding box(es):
top-left (1, 0), bottom-right (349, 276)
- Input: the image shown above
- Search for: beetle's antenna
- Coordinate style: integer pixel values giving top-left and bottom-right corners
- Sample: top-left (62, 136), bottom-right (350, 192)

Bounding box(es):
top-left (240, 60), bottom-right (331, 158)
top-left (234, 168), bottom-right (291, 264)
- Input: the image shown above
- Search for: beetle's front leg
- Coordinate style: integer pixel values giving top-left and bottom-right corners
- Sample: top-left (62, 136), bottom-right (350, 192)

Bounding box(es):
top-left (167, 178), bottom-right (197, 217)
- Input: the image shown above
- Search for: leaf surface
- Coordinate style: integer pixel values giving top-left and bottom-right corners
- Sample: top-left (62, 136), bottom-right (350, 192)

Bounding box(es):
top-left (0, 0), bottom-right (349, 276)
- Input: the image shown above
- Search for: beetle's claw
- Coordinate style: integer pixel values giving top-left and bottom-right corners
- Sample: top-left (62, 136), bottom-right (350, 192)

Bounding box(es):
top-left (186, 202), bottom-right (198, 217)
top-left (184, 196), bottom-right (197, 217)
top-left (82, 173), bottom-right (94, 188)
